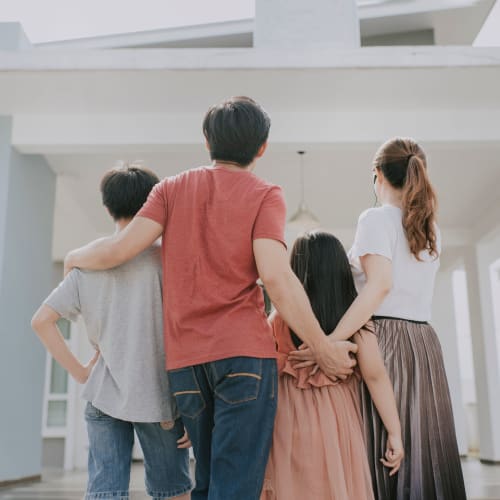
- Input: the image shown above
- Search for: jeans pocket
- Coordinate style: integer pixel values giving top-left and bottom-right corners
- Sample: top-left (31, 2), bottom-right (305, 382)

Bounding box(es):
top-left (84, 402), bottom-right (106, 420)
top-left (214, 357), bottom-right (262, 405)
top-left (169, 367), bottom-right (206, 419)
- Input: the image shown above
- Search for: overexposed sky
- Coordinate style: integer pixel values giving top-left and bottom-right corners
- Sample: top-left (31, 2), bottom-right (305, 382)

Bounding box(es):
top-left (0, 0), bottom-right (254, 44)
top-left (474, 0), bottom-right (500, 46)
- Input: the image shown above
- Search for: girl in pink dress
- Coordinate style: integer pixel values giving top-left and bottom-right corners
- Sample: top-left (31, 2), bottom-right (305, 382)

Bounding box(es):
top-left (261, 231), bottom-right (404, 500)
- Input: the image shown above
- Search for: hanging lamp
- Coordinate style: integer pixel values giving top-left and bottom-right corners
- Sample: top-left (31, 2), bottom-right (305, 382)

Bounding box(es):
top-left (287, 150), bottom-right (320, 233)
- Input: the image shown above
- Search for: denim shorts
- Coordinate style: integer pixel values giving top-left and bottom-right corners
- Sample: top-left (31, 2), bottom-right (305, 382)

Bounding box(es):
top-left (84, 402), bottom-right (192, 500)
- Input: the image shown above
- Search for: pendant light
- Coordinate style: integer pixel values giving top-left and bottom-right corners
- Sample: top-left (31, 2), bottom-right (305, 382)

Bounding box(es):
top-left (287, 150), bottom-right (320, 233)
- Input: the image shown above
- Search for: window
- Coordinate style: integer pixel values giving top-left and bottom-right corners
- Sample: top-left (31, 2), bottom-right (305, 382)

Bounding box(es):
top-left (42, 318), bottom-right (75, 437)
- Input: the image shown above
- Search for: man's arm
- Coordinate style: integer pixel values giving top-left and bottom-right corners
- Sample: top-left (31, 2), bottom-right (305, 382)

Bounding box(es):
top-left (31, 305), bottom-right (99, 384)
top-left (253, 238), bottom-right (358, 379)
top-left (65, 217), bottom-right (163, 275)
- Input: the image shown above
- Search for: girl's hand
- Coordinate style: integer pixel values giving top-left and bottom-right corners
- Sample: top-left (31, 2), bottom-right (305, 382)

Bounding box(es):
top-left (177, 429), bottom-right (192, 449)
top-left (381, 434), bottom-right (404, 476)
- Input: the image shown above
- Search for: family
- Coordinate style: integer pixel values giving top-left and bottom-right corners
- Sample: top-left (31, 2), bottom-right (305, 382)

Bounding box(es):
top-left (31, 96), bottom-right (466, 500)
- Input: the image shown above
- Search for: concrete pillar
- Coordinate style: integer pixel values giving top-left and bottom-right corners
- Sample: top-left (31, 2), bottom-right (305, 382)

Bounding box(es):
top-left (432, 269), bottom-right (468, 455)
top-left (0, 22), bottom-right (31, 50)
top-left (464, 244), bottom-right (500, 462)
top-left (254, 0), bottom-right (360, 49)
top-left (0, 116), bottom-right (56, 482)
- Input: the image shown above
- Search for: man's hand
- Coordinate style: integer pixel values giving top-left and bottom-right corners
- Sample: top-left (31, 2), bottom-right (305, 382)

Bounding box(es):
top-left (289, 340), bottom-right (358, 380)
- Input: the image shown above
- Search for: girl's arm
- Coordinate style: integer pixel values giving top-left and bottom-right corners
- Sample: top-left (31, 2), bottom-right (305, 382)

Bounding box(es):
top-left (31, 304), bottom-right (99, 384)
top-left (354, 329), bottom-right (404, 475)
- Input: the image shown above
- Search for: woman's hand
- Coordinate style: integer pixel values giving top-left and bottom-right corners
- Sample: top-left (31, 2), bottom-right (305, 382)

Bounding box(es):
top-left (381, 434), bottom-right (404, 476)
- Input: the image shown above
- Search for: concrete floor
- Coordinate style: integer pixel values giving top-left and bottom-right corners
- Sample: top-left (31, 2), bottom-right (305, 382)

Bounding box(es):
top-left (1, 459), bottom-right (499, 499)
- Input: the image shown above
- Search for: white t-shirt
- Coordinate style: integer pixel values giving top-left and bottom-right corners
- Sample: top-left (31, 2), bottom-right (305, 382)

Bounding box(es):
top-left (349, 205), bottom-right (441, 322)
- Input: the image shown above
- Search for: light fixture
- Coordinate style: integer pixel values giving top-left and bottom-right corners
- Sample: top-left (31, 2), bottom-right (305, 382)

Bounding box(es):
top-left (287, 150), bottom-right (320, 234)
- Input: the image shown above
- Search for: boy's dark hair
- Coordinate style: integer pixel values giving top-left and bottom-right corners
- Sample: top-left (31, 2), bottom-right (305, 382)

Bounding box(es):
top-left (202, 96), bottom-right (271, 167)
top-left (100, 165), bottom-right (160, 220)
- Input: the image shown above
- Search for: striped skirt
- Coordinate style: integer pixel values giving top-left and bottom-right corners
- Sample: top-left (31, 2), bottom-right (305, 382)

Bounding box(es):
top-left (362, 317), bottom-right (467, 500)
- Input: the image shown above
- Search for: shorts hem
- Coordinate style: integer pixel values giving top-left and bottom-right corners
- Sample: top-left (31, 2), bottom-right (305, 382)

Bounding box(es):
top-left (147, 483), bottom-right (193, 499)
top-left (85, 491), bottom-right (128, 499)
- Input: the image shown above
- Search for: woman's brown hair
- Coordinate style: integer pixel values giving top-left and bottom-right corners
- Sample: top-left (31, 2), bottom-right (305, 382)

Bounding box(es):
top-left (374, 137), bottom-right (438, 260)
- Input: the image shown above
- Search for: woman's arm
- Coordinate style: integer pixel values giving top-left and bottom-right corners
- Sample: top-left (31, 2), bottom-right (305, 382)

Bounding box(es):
top-left (289, 254), bottom-right (392, 364)
top-left (329, 254), bottom-right (392, 341)
top-left (31, 304), bottom-right (99, 384)
top-left (354, 329), bottom-right (404, 475)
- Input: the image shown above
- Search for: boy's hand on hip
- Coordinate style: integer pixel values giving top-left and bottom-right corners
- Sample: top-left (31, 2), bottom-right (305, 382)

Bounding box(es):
top-left (75, 350), bottom-right (100, 384)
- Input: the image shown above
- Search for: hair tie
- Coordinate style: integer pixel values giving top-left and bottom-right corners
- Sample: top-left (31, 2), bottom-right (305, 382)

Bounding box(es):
top-left (407, 154), bottom-right (414, 163)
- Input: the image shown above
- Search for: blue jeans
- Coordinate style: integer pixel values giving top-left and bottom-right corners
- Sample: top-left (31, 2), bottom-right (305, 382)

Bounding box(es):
top-left (84, 402), bottom-right (192, 499)
top-left (168, 357), bottom-right (277, 500)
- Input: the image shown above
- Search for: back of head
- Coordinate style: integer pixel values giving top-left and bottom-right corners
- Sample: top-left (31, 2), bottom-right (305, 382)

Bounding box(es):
top-left (100, 164), bottom-right (160, 221)
top-left (374, 137), bottom-right (438, 260)
top-left (289, 231), bottom-right (357, 348)
top-left (203, 96), bottom-right (271, 167)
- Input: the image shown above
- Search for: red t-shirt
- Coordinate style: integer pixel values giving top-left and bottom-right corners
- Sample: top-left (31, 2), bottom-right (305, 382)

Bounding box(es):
top-left (137, 165), bottom-right (287, 369)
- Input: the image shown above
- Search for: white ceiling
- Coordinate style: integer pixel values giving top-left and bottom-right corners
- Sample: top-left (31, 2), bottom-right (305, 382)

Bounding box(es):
top-left (46, 141), bottom-right (500, 261)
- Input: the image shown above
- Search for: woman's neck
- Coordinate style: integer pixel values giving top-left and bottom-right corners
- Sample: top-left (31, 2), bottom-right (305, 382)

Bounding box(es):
top-left (380, 189), bottom-right (403, 208)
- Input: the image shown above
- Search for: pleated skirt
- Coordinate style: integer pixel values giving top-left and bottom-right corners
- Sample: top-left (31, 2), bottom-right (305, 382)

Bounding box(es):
top-left (362, 318), bottom-right (467, 500)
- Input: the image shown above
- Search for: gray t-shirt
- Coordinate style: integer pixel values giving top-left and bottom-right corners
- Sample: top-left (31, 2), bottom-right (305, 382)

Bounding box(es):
top-left (45, 244), bottom-right (177, 423)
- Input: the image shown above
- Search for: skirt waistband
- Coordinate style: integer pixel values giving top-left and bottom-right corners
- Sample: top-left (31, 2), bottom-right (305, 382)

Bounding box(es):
top-left (372, 315), bottom-right (429, 325)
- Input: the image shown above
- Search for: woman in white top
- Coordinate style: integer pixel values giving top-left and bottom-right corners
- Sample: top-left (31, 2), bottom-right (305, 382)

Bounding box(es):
top-left (291, 137), bottom-right (466, 500)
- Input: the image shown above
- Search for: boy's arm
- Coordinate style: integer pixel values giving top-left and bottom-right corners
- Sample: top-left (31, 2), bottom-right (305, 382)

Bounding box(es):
top-left (253, 238), bottom-right (358, 380)
top-left (65, 217), bottom-right (163, 275)
top-left (31, 305), bottom-right (99, 384)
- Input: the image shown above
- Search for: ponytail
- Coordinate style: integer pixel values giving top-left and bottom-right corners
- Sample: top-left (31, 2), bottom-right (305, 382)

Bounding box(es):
top-left (402, 155), bottom-right (438, 260)
top-left (374, 137), bottom-right (439, 261)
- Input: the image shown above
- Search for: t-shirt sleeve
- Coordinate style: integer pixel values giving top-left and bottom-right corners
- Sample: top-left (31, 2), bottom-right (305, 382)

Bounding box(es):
top-left (350, 209), bottom-right (395, 261)
top-left (44, 270), bottom-right (81, 322)
top-left (137, 180), bottom-right (168, 227)
top-left (252, 186), bottom-right (287, 247)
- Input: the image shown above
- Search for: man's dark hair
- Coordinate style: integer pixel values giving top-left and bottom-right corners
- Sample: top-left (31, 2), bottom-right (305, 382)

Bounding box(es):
top-left (202, 96), bottom-right (271, 167)
top-left (100, 165), bottom-right (160, 220)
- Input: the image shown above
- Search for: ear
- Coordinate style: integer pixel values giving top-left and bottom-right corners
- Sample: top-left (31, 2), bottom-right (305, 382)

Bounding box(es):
top-left (256, 141), bottom-right (268, 159)
top-left (205, 139), bottom-right (210, 152)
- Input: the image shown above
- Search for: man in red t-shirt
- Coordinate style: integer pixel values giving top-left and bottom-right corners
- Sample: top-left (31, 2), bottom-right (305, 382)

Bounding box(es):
top-left (65, 96), bottom-right (357, 500)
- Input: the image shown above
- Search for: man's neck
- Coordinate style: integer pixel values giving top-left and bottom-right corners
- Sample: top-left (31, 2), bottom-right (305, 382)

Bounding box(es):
top-left (213, 160), bottom-right (255, 172)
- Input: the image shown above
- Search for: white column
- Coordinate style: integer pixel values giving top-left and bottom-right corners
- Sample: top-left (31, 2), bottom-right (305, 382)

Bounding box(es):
top-left (0, 23), bottom-right (58, 483)
top-left (464, 244), bottom-right (500, 462)
top-left (432, 269), bottom-right (468, 455)
top-left (254, 0), bottom-right (360, 49)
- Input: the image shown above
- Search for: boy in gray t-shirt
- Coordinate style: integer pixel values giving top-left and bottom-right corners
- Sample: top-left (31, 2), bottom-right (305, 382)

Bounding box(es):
top-left (32, 166), bottom-right (192, 500)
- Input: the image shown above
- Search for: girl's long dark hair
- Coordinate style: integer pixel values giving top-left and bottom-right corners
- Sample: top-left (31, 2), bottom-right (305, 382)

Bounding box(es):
top-left (289, 231), bottom-right (358, 348)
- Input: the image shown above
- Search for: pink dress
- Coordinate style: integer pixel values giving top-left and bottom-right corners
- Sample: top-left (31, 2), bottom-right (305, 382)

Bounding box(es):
top-left (261, 315), bottom-right (375, 500)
